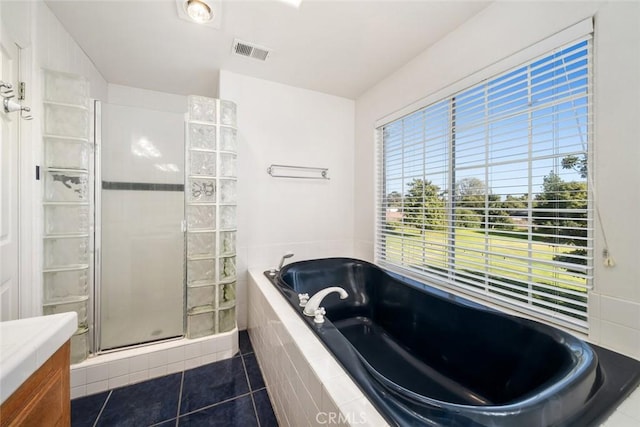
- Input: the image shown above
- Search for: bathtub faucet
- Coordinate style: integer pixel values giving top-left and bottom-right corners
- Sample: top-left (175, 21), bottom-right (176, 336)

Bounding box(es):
top-left (303, 287), bottom-right (349, 317)
top-left (277, 252), bottom-right (294, 271)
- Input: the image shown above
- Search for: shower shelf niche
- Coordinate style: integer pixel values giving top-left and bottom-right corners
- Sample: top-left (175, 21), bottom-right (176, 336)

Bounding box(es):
top-left (185, 96), bottom-right (238, 339)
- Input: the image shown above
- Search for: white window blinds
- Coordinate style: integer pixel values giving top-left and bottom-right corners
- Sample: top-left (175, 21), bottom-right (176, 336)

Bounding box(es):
top-left (376, 31), bottom-right (593, 331)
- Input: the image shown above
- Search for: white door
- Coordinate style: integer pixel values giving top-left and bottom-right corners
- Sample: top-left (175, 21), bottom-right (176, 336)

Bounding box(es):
top-left (0, 23), bottom-right (20, 321)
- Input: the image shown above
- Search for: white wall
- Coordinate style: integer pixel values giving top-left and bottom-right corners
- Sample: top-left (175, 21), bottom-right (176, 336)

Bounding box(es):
top-left (107, 83), bottom-right (187, 114)
top-left (1, 0), bottom-right (109, 317)
top-left (354, 1), bottom-right (640, 359)
top-left (219, 70), bottom-right (355, 329)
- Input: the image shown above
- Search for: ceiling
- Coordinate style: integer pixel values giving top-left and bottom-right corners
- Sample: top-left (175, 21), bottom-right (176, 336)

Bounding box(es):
top-left (45, 0), bottom-right (490, 99)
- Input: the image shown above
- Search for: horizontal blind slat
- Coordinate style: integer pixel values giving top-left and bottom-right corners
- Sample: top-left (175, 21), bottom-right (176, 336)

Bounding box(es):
top-left (376, 37), bottom-right (592, 332)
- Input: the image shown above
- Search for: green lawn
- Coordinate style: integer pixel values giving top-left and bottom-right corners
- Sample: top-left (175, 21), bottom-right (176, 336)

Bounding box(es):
top-left (382, 224), bottom-right (588, 318)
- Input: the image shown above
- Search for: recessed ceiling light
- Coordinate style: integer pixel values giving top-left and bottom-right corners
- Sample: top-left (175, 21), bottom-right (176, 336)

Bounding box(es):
top-left (176, 0), bottom-right (220, 28)
top-left (186, 0), bottom-right (212, 24)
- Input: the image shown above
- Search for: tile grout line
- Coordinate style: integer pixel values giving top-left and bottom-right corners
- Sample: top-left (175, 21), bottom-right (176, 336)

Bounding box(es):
top-left (175, 371), bottom-right (185, 427)
top-left (240, 349), bottom-right (261, 427)
top-left (179, 391), bottom-right (254, 418)
top-left (91, 390), bottom-right (112, 427)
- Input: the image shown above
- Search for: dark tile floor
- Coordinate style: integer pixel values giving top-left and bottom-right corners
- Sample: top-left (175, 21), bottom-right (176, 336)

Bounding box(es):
top-left (71, 331), bottom-right (278, 427)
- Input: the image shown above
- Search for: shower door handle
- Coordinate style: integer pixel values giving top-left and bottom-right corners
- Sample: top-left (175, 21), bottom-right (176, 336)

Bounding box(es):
top-left (181, 220), bottom-right (186, 232)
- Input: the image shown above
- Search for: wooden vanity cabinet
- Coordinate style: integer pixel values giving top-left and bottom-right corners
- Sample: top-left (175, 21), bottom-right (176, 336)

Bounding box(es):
top-left (0, 341), bottom-right (71, 427)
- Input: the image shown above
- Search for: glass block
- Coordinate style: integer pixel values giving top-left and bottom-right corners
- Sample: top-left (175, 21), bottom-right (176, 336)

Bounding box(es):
top-left (70, 328), bottom-right (89, 364)
top-left (44, 237), bottom-right (89, 268)
top-left (187, 232), bottom-right (215, 258)
top-left (220, 101), bottom-right (237, 127)
top-left (219, 256), bottom-right (236, 282)
top-left (43, 69), bottom-right (89, 107)
top-left (43, 268), bottom-right (89, 302)
top-left (45, 204), bottom-right (90, 235)
top-left (45, 171), bottom-right (89, 202)
top-left (218, 307), bottom-right (236, 333)
top-left (187, 311), bottom-right (215, 339)
top-left (189, 178), bottom-right (216, 203)
top-left (220, 153), bottom-right (237, 177)
top-left (189, 96), bottom-right (217, 123)
top-left (219, 180), bottom-right (237, 204)
top-left (187, 285), bottom-right (215, 313)
top-left (188, 259), bottom-right (215, 285)
top-left (218, 282), bottom-right (236, 308)
top-left (188, 123), bottom-right (216, 150)
top-left (44, 103), bottom-right (89, 138)
top-left (220, 231), bottom-right (236, 256)
top-left (187, 205), bottom-right (215, 230)
top-left (189, 151), bottom-right (216, 176)
top-left (43, 296), bottom-right (89, 329)
top-left (219, 127), bottom-right (237, 152)
top-left (219, 206), bottom-right (237, 229)
top-left (45, 138), bottom-right (90, 170)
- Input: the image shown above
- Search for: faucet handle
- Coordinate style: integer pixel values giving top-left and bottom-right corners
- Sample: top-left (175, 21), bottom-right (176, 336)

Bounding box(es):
top-left (313, 307), bottom-right (326, 324)
top-left (298, 293), bottom-right (309, 307)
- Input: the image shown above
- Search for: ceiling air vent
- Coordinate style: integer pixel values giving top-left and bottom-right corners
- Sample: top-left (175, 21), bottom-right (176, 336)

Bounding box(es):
top-left (232, 39), bottom-right (271, 61)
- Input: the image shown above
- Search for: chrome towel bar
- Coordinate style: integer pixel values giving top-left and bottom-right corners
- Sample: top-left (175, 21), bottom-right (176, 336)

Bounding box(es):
top-left (267, 164), bottom-right (329, 180)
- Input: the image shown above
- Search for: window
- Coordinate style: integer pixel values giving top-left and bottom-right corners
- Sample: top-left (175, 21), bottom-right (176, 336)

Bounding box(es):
top-left (376, 34), bottom-right (593, 331)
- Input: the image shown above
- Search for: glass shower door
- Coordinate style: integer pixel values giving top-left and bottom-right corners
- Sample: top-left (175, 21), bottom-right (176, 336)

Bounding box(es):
top-left (98, 102), bottom-right (185, 350)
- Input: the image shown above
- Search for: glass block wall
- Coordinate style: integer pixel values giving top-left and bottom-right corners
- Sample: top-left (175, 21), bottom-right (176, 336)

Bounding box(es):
top-left (186, 96), bottom-right (237, 338)
top-left (42, 69), bottom-right (92, 363)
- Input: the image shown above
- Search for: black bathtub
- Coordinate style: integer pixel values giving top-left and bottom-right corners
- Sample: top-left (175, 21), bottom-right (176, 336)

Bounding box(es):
top-left (265, 257), bottom-right (640, 426)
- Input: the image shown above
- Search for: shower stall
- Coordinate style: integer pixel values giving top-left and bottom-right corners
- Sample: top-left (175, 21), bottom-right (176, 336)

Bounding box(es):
top-left (42, 69), bottom-right (238, 363)
top-left (96, 101), bottom-right (186, 351)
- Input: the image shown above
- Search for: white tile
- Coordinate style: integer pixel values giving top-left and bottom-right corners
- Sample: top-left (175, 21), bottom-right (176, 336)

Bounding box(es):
top-left (600, 321), bottom-right (640, 359)
top-left (231, 335), bottom-right (239, 355)
top-left (71, 385), bottom-right (87, 399)
top-left (71, 367), bottom-right (86, 388)
top-left (308, 354), bottom-right (346, 382)
top-left (148, 350), bottom-right (168, 369)
top-left (129, 370), bottom-right (150, 385)
top-left (237, 303), bottom-right (248, 332)
top-left (338, 397), bottom-right (389, 427)
top-left (200, 338), bottom-right (218, 355)
top-left (589, 318), bottom-right (601, 343)
top-left (108, 358), bottom-right (130, 378)
top-left (617, 386), bottom-right (640, 421)
top-left (86, 379), bottom-right (109, 395)
top-left (321, 374), bottom-right (361, 408)
top-left (184, 342), bottom-right (201, 360)
top-left (167, 346), bottom-right (185, 364)
top-left (148, 365), bottom-right (168, 379)
top-left (86, 363), bottom-right (109, 383)
top-left (601, 296), bottom-right (640, 329)
top-left (589, 292), bottom-right (601, 319)
top-left (167, 361), bottom-right (184, 374)
top-left (129, 354), bottom-right (149, 373)
top-left (602, 411), bottom-right (640, 427)
top-left (108, 374), bottom-right (130, 390)
top-left (217, 349), bottom-right (233, 360)
top-left (201, 353), bottom-right (218, 365)
top-left (217, 333), bottom-right (234, 352)
top-left (184, 356), bottom-right (203, 371)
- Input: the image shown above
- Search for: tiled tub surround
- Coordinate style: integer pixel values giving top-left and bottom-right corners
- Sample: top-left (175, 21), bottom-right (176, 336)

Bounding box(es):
top-left (248, 268), bottom-right (387, 427)
top-left (70, 331), bottom-right (277, 426)
top-left (69, 328), bottom-right (238, 399)
top-left (248, 269), bottom-right (640, 427)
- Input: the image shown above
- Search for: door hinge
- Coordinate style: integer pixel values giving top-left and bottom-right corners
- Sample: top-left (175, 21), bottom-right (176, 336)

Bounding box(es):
top-left (18, 81), bottom-right (26, 101)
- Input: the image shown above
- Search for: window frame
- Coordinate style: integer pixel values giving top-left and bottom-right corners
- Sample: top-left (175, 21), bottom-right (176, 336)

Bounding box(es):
top-left (374, 20), bottom-right (594, 333)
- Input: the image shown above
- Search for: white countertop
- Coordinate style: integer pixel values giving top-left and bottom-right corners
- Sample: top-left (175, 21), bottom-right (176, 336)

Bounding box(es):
top-left (0, 312), bottom-right (77, 404)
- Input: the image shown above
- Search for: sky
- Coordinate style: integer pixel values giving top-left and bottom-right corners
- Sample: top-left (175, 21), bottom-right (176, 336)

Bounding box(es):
top-left (382, 39), bottom-right (590, 201)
